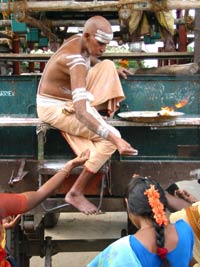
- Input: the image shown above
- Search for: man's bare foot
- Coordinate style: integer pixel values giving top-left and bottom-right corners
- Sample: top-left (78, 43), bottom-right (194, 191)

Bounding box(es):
top-left (65, 191), bottom-right (100, 215)
top-left (175, 189), bottom-right (198, 204)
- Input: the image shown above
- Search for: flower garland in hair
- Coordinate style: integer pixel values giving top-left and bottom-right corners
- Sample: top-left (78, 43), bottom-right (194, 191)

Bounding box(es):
top-left (144, 184), bottom-right (168, 226)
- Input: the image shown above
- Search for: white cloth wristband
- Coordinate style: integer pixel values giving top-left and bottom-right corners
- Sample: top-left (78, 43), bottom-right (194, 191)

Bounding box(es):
top-left (97, 125), bottom-right (109, 139)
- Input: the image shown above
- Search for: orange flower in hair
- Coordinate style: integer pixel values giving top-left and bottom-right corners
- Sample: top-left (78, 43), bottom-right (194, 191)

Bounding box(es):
top-left (144, 184), bottom-right (168, 226)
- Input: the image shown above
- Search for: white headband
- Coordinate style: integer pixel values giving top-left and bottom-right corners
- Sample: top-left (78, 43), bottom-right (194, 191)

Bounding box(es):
top-left (95, 29), bottom-right (113, 44)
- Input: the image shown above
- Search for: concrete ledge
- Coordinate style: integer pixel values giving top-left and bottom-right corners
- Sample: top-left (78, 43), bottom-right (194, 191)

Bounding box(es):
top-left (0, 116), bottom-right (200, 127)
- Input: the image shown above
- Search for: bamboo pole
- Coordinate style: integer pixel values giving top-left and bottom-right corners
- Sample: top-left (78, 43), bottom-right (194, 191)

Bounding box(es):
top-left (0, 0), bottom-right (200, 13)
top-left (0, 19), bottom-right (119, 27)
top-left (0, 18), bottom-right (186, 27)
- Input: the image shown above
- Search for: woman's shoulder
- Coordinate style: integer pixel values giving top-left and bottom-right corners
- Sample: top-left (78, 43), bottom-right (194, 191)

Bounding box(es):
top-left (109, 235), bottom-right (131, 248)
top-left (87, 235), bottom-right (142, 267)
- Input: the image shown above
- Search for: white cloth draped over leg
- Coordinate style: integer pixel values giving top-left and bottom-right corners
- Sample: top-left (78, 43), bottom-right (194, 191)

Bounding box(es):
top-left (37, 60), bottom-right (125, 173)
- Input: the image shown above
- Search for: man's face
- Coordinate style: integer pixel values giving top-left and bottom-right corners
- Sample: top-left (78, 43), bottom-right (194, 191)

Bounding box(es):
top-left (86, 33), bottom-right (108, 57)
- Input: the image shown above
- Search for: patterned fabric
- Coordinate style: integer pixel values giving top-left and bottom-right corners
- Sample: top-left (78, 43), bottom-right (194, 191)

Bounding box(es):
top-left (87, 236), bottom-right (142, 267)
top-left (0, 225), bottom-right (5, 250)
top-left (87, 220), bottom-right (194, 267)
top-left (0, 194), bottom-right (28, 267)
top-left (186, 205), bottom-right (200, 240)
top-left (170, 201), bottom-right (200, 262)
top-left (0, 223), bottom-right (11, 267)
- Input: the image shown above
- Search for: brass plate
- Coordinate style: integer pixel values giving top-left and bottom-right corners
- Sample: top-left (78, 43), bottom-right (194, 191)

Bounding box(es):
top-left (117, 111), bottom-right (184, 123)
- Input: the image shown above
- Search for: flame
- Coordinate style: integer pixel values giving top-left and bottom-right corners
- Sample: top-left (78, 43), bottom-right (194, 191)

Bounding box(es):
top-left (175, 99), bottom-right (188, 108)
top-left (161, 98), bottom-right (188, 113)
top-left (161, 106), bottom-right (174, 112)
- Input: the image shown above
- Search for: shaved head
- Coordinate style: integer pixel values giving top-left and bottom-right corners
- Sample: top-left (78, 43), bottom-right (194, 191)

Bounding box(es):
top-left (83, 16), bottom-right (113, 43)
top-left (84, 16), bottom-right (112, 34)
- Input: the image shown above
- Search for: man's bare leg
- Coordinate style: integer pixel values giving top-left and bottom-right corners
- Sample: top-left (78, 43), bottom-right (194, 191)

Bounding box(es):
top-left (65, 168), bottom-right (99, 215)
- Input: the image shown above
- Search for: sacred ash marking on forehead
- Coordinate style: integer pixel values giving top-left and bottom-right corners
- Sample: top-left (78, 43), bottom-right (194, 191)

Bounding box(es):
top-left (95, 29), bottom-right (113, 44)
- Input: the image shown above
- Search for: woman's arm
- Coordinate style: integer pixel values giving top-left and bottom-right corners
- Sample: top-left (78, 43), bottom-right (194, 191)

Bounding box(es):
top-left (165, 191), bottom-right (191, 212)
top-left (23, 149), bottom-right (90, 212)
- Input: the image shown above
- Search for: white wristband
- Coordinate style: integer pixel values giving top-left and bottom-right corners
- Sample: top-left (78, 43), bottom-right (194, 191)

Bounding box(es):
top-left (97, 125), bottom-right (109, 139)
top-left (72, 87), bottom-right (87, 103)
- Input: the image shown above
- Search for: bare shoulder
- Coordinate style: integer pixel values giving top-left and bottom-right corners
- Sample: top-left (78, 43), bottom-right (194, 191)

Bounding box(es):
top-left (165, 223), bottom-right (179, 251)
top-left (57, 34), bottom-right (82, 56)
top-left (52, 41), bottom-right (82, 69)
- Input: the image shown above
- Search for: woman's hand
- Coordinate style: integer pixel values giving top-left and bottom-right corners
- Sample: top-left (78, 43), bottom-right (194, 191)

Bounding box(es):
top-left (117, 67), bottom-right (134, 79)
top-left (70, 149), bottom-right (90, 168)
top-left (3, 214), bottom-right (22, 229)
top-left (174, 189), bottom-right (198, 204)
top-left (58, 149), bottom-right (90, 174)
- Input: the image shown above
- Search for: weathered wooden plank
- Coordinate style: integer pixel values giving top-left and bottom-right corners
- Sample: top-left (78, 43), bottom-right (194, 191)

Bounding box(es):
top-left (0, 52), bottom-right (194, 61)
top-left (0, 19), bottom-right (119, 27)
top-left (0, 116), bottom-right (200, 128)
top-left (0, 0), bottom-right (200, 12)
top-left (194, 9), bottom-right (200, 64)
top-left (134, 63), bottom-right (199, 75)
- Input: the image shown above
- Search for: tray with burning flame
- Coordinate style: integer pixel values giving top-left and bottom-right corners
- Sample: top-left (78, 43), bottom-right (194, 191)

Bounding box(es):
top-left (117, 111), bottom-right (184, 123)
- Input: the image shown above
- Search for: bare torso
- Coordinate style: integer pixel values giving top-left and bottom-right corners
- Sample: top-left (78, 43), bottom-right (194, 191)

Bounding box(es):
top-left (38, 34), bottom-right (85, 100)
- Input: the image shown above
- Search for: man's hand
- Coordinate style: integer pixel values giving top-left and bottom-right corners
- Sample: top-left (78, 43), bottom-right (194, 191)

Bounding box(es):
top-left (116, 138), bottom-right (138, 156)
top-left (117, 67), bottom-right (134, 79)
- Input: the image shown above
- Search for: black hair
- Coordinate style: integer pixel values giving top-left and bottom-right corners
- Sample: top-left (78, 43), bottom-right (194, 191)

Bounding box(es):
top-left (165, 183), bottom-right (179, 196)
top-left (126, 176), bottom-right (171, 267)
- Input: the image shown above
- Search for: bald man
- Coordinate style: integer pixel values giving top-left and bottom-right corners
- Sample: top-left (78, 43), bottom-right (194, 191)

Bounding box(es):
top-left (37, 16), bottom-right (138, 215)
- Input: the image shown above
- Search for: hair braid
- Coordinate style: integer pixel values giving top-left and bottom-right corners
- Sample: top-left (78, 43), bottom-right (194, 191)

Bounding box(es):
top-left (147, 181), bottom-right (171, 267)
top-left (127, 176), bottom-right (171, 267)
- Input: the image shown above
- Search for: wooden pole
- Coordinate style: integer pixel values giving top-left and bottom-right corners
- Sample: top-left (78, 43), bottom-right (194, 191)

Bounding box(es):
top-left (27, 42), bottom-right (35, 73)
top-left (194, 9), bottom-right (200, 64)
top-left (1, 0), bottom-right (200, 13)
top-left (12, 35), bottom-right (20, 75)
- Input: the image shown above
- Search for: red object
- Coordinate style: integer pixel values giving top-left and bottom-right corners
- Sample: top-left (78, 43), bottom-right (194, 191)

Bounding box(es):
top-left (40, 62), bottom-right (45, 72)
top-left (157, 247), bottom-right (168, 259)
top-left (27, 42), bottom-right (35, 72)
top-left (178, 24), bottom-right (187, 52)
top-left (55, 172), bottom-right (109, 196)
top-left (12, 35), bottom-right (20, 75)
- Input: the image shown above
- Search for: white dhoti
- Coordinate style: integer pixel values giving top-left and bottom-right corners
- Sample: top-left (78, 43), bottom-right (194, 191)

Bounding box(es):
top-left (37, 60), bottom-right (125, 173)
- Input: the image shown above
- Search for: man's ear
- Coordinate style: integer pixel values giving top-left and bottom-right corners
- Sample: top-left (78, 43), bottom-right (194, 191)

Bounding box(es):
top-left (83, 32), bottom-right (90, 39)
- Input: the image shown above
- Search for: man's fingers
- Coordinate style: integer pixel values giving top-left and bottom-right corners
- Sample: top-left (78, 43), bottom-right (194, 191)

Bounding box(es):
top-left (121, 149), bottom-right (138, 156)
